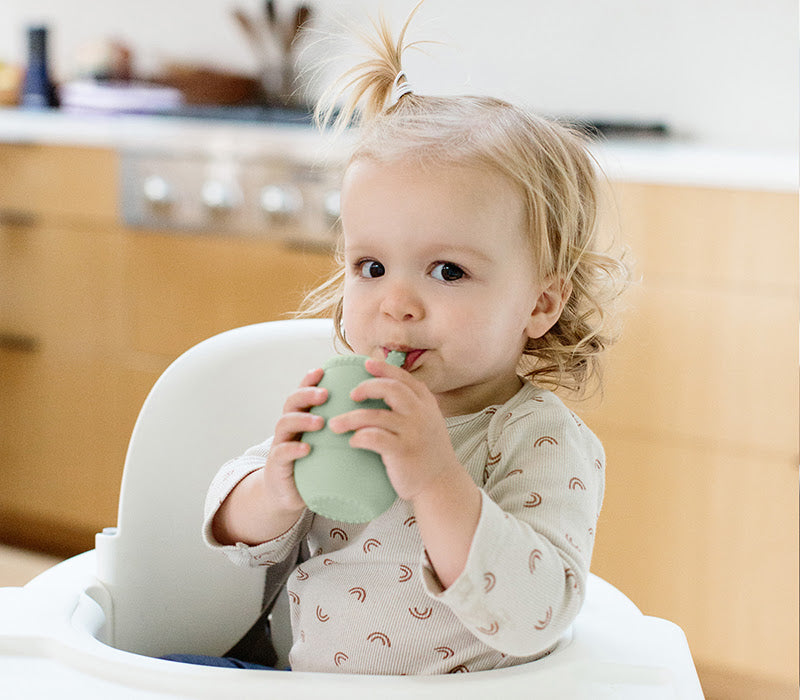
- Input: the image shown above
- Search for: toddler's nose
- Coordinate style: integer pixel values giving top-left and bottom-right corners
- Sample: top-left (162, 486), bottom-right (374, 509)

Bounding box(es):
top-left (379, 281), bottom-right (425, 321)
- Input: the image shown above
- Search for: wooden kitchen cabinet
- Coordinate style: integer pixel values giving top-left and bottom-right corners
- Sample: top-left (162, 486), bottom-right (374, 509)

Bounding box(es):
top-left (572, 182), bottom-right (799, 697)
top-left (122, 232), bottom-right (335, 358)
top-left (0, 144), bottom-right (123, 554)
top-left (0, 143), bottom-right (335, 555)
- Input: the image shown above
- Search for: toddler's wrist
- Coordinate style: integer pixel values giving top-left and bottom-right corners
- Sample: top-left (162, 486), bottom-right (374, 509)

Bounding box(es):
top-left (412, 457), bottom-right (472, 508)
top-left (215, 470), bottom-right (303, 546)
top-left (254, 471), bottom-right (306, 525)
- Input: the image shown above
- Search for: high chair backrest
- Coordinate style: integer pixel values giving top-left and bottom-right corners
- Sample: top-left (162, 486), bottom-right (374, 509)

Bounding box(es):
top-left (94, 319), bottom-right (336, 657)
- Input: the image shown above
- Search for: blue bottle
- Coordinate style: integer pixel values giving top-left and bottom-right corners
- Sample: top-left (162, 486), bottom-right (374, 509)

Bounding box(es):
top-left (21, 26), bottom-right (58, 109)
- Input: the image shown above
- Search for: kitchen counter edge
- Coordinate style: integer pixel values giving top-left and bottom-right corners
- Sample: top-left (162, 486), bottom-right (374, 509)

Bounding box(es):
top-left (0, 108), bottom-right (796, 192)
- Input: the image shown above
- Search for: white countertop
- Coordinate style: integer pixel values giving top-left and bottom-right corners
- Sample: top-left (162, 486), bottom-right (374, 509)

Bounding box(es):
top-left (590, 139), bottom-right (797, 193)
top-left (0, 108), bottom-right (796, 192)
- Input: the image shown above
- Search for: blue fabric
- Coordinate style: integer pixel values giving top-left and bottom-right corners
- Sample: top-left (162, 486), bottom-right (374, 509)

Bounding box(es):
top-left (161, 654), bottom-right (286, 671)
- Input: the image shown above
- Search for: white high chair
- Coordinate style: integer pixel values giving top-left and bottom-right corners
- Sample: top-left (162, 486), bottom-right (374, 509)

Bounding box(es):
top-left (0, 319), bottom-right (703, 699)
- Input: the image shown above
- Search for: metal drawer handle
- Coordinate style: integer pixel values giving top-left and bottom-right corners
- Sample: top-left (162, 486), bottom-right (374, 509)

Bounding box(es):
top-left (0, 209), bottom-right (38, 228)
top-left (0, 332), bottom-right (39, 353)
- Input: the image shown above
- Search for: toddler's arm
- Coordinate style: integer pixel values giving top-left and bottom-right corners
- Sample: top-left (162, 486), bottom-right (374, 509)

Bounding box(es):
top-left (422, 395), bottom-right (605, 657)
top-left (203, 369), bottom-right (327, 560)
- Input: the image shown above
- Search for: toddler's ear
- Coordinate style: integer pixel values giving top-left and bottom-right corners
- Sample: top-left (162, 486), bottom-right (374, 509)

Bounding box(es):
top-left (526, 278), bottom-right (571, 339)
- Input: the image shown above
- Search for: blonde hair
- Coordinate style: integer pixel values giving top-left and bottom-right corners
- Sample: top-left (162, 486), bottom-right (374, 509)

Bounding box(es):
top-left (301, 2), bottom-right (629, 397)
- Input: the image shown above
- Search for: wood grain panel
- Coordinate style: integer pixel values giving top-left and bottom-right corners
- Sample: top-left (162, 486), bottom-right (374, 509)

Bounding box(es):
top-left (590, 432), bottom-right (798, 683)
top-left (573, 182), bottom-right (799, 690)
top-left (0, 144), bottom-right (118, 223)
top-left (123, 232), bottom-right (336, 357)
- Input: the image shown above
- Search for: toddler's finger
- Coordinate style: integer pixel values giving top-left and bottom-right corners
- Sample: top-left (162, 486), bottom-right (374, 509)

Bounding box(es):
top-left (348, 425), bottom-right (396, 455)
top-left (350, 376), bottom-right (416, 413)
top-left (283, 385), bottom-right (328, 413)
top-left (299, 367), bottom-right (325, 386)
top-left (274, 411), bottom-right (325, 443)
top-left (328, 407), bottom-right (397, 436)
top-left (268, 439), bottom-right (312, 466)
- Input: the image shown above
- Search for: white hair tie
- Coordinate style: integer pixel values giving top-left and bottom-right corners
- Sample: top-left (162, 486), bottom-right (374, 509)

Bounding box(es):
top-left (391, 71), bottom-right (413, 105)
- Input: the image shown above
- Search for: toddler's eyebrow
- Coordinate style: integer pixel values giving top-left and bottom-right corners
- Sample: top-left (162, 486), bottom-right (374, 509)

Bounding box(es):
top-left (424, 244), bottom-right (493, 264)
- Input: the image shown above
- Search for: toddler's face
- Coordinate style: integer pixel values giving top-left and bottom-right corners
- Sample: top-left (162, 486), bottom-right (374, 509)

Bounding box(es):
top-left (339, 157), bottom-right (551, 417)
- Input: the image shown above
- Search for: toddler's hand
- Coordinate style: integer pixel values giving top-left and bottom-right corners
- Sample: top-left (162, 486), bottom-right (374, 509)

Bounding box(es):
top-left (327, 359), bottom-right (460, 501)
top-left (262, 368), bottom-right (328, 514)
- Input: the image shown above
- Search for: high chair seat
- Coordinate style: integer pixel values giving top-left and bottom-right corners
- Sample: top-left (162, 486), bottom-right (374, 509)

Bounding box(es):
top-left (0, 319), bottom-right (703, 698)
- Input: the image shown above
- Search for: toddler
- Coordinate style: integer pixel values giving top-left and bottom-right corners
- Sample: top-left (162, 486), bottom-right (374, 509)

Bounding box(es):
top-left (203, 3), bottom-right (627, 676)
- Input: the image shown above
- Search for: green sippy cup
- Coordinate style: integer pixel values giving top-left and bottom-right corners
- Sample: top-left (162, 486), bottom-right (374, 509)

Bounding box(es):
top-left (294, 351), bottom-right (406, 523)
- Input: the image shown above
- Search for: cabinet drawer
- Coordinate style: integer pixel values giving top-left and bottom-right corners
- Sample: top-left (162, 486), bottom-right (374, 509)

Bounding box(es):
top-left (0, 222), bottom-right (116, 353)
top-left (0, 144), bottom-right (118, 223)
top-left (0, 353), bottom-right (134, 535)
top-left (586, 284), bottom-right (798, 454)
top-left (124, 232), bottom-right (336, 357)
top-left (611, 183), bottom-right (798, 291)
top-left (592, 432), bottom-right (798, 685)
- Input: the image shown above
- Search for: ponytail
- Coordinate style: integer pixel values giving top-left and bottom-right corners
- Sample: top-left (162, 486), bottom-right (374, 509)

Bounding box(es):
top-left (314, 0), bottom-right (426, 132)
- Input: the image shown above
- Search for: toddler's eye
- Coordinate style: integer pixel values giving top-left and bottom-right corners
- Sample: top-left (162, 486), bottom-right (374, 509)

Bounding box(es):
top-left (431, 262), bottom-right (465, 282)
top-left (358, 260), bottom-right (385, 278)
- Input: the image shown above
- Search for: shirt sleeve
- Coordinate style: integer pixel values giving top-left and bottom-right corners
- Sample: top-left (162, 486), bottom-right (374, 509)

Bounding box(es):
top-left (421, 398), bottom-right (605, 657)
top-left (202, 437), bottom-right (313, 568)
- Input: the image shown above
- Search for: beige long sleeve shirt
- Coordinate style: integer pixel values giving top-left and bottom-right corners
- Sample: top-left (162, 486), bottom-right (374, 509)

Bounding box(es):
top-left (203, 382), bottom-right (605, 675)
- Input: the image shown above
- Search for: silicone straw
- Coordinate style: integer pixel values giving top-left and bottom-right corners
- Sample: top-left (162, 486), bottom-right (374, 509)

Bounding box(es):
top-left (386, 350), bottom-right (407, 367)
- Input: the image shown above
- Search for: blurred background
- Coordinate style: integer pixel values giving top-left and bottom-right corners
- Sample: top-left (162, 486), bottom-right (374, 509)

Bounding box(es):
top-left (0, 1), bottom-right (797, 698)
top-left (0, 0), bottom-right (796, 149)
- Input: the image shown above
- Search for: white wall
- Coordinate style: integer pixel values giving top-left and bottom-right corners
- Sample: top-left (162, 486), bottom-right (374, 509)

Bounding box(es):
top-left (1, 0), bottom-right (796, 151)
